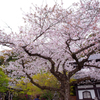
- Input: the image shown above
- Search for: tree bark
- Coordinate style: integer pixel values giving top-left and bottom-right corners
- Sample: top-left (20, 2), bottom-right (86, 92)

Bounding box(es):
top-left (64, 82), bottom-right (70, 100)
top-left (60, 80), bottom-right (70, 100)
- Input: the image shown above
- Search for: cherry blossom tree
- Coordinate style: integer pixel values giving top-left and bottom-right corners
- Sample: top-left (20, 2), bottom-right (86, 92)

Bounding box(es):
top-left (0, 0), bottom-right (100, 100)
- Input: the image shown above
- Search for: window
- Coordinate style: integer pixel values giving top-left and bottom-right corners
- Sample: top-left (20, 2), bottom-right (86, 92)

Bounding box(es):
top-left (83, 91), bottom-right (92, 99)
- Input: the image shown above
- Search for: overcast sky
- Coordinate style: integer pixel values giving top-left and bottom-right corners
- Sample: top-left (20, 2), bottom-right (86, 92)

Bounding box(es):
top-left (0, 0), bottom-right (79, 31)
top-left (0, 0), bottom-right (79, 51)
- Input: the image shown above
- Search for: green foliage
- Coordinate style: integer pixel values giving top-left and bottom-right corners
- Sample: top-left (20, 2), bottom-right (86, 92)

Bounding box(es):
top-left (0, 68), bottom-right (9, 92)
top-left (70, 86), bottom-right (76, 96)
top-left (70, 78), bottom-right (76, 96)
top-left (16, 72), bottom-right (60, 99)
top-left (40, 91), bottom-right (54, 100)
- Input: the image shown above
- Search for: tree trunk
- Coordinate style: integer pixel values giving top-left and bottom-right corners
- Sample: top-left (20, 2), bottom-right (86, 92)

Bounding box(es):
top-left (60, 80), bottom-right (70, 100)
top-left (64, 86), bottom-right (70, 100)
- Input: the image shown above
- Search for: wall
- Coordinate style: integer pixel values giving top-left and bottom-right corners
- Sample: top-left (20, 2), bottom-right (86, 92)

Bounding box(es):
top-left (70, 96), bottom-right (76, 100)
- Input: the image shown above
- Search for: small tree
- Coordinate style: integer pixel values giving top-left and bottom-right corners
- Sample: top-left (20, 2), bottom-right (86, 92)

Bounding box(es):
top-left (0, 68), bottom-right (8, 93)
top-left (0, 0), bottom-right (100, 100)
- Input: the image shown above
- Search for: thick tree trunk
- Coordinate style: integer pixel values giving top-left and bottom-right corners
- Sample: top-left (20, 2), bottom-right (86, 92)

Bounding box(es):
top-left (64, 86), bottom-right (70, 100)
top-left (60, 80), bottom-right (70, 100)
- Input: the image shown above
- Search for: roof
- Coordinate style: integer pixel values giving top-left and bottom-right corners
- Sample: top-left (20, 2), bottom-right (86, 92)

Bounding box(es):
top-left (88, 54), bottom-right (100, 60)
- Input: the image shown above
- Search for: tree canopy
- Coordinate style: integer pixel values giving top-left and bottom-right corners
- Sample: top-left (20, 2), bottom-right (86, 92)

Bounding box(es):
top-left (0, 0), bottom-right (100, 100)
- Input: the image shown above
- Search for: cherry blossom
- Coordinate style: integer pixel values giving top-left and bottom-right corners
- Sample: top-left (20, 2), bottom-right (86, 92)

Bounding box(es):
top-left (0, 0), bottom-right (100, 100)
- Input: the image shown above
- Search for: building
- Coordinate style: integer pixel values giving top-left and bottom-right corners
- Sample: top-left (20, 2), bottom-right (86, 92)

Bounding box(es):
top-left (75, 80), bottom-right (100, 100)
top-left (75, 54), bottom-right (100, 100)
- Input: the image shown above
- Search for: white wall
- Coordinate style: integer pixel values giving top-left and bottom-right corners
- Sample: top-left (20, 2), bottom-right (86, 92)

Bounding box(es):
top-left (78, 90), bottom-right (95, 99)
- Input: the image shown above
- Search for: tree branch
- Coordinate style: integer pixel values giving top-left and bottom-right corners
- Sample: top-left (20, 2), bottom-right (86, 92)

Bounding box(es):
top-left (33, 21), bottom-right (60, 42)
top-left (23, 47), bottom-right (55, 71)
top-left (22, 47), bottom-right (64, 81)
top-left (0, 42), bottom-right (15, 47)
top-left (84, 64), bottom-right (100, 69)
top-left (81, 50), bottom-right (95, 64)
top-left (68, 68), bottom-right (79, 78)
top-left (22, 60), bottom-right (60, 91)
top-left (69, 46), bottom-right (97, 78)
top-left (56, 60), bottom-right (61, 72)
top-left (74, 43), bottom-right (95, 54)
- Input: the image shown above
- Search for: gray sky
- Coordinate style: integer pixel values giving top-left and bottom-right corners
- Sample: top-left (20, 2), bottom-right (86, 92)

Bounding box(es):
top-left (0, 0), bottom-right (79, 31)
